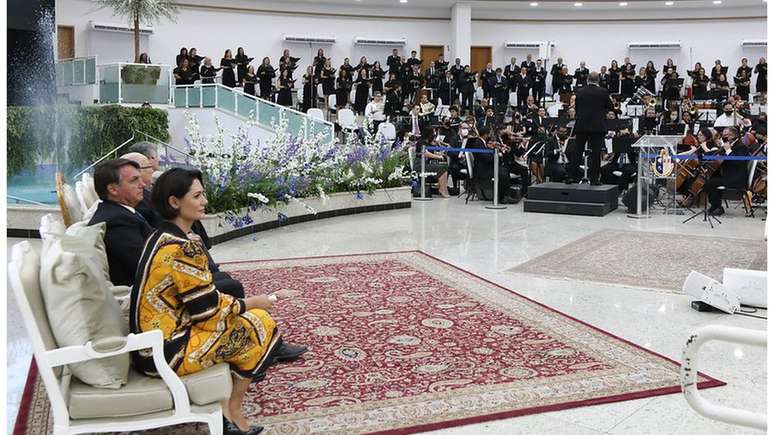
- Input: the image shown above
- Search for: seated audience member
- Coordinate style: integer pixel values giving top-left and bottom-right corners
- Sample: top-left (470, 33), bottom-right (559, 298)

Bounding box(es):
top-left (88, 159), bottom-right (152, 286)
top-left (120, 152), bottom-right (159, 228)
top-left (120, 152), bottom-right (245, 299)
top-left (704, 127), bottom-right (750, 216)
top-left (414, 126), bottom-right (450, 198)
top-left (133, 167), bottom-right (308, 435)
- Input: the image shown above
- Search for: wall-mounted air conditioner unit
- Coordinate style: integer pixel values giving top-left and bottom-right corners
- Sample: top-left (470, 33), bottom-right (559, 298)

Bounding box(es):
top-left (741, 39), bottom-right (767, 48)
top-left (90, 21), bottom-right (154, 35)
top-left (505, 41), bottom-right (555, 49)
top-left (628, 41), bottom-right (681, 49)
top-left (283, 35), bottom-right (336, 44)
top-left (354, 37), bottom-right (407, 46)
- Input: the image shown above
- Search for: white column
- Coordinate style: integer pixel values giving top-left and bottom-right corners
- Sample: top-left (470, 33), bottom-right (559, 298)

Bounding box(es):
top-left (451, 2), bottom-right (471, 66)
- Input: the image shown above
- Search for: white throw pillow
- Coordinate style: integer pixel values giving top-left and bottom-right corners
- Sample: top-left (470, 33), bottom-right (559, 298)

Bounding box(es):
top-left (39, 217), bottom-right (129, 389)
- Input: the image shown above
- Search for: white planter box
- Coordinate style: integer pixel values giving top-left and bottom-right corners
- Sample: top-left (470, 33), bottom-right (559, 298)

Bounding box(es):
top-left (200, 186), bottom-right (412, 242)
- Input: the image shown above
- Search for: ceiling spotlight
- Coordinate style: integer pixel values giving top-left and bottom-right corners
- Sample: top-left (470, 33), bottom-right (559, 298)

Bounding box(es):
top-left (713, 0), bottom-right (722, 3)
top-left (665, 1), bottom-right (674, 5)
top-left (399, 0), bottom-right (407, 3)
top-left (530, 2), bottom-right (539, 6)
top-left (619, 1), bottom-right (628, 5)
top-left (574, 2), bottom-right (583, 6)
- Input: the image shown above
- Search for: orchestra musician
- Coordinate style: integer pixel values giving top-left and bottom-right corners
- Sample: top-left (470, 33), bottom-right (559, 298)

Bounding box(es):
top-left (413, 125), bottom-right (450, 198)
top-left (705, 127), bottom-right (751, 216)
top-left (544, 125), bottom-right (571, 182)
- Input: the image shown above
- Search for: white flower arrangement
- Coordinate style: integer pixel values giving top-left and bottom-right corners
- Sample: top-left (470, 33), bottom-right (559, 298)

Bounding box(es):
top-left (182, 110), bottom-right (409, 224)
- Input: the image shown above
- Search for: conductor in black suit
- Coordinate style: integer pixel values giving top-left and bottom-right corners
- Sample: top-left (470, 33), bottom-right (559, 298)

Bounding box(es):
top-left (569, 71), bottom-right (614, 184)
top-left (88, 159), bottom-right (153, 286)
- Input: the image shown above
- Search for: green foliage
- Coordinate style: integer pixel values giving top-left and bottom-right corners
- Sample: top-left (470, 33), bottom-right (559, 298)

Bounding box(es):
top-left (121, 65), bottom-right (161, 85)
top-left (7, 105), bottom-right (170, 177)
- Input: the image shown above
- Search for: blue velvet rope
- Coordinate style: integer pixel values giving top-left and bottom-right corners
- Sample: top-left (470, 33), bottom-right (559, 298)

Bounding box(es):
top-left (425, 146), bottom-right (495, 154)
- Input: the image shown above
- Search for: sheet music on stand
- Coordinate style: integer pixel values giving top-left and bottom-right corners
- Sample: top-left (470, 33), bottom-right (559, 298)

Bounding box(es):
top-left (628, 135), bottom-right (683, 219)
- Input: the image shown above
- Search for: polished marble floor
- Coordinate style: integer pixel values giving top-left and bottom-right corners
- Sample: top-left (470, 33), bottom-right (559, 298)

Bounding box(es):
top-left (7, 197), bottom-right (768, 434)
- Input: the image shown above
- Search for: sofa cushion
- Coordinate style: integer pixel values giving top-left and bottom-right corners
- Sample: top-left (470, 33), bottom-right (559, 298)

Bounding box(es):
top-left (68, 364), bottom-right (232, 419)
top-left (39, 216), bottom-right (129, 389)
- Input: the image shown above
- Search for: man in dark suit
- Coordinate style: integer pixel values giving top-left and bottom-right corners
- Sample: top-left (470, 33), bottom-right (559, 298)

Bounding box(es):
top-left (88, 159), bottom-right (152, 286)
top-left (569, 71), bottom-right (614, 184)
top-left (488, 68), bottom-right (508, 112)
top-left (119, 153), bottom-right (245, 298)
top-left (705, 127), bottom-right (751, 216)
top-left (516, 67), bottom-right (532, 113)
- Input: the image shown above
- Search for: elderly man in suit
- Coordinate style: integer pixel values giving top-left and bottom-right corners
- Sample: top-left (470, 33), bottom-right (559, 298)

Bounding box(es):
top-left (88, 159), bottom-right (152, 286)
top-left (568, 71), bottom-right (614, 184)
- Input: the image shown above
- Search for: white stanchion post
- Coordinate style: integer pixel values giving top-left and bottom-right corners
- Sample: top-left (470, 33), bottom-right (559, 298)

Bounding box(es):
top-left (485, 150), bottom-right (507, 210)
top-left (415, 144), bottom-right (433, 201)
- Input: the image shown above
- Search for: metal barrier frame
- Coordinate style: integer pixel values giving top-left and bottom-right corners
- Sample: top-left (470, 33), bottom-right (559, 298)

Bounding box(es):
top-left (681, 324), bottom-right (767, 431)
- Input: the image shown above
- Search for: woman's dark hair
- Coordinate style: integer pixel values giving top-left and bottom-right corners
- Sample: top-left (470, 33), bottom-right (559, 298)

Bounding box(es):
top-left (179, 47), bottom-right (187, 55)
top-left (420, 126), bottom-right (435, 141)
top-left (698, 127), bottom-right (714, 142)
top-left (151, 168), bottom-right (204, 220)
top-left (224, 49), bottom-right (232, 58)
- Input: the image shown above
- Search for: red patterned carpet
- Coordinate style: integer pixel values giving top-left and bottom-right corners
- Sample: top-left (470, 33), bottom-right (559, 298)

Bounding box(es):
top-left (15, 251), bottom-right (722, 434)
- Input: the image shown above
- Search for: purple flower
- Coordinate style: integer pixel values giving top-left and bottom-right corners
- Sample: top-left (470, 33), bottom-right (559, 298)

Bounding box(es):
top-left (278, 212), bottom-right (288, 224)
top-left (355, 191), bottom-right (364, 200)
top-left (242, 213), bottom-right (254, 225)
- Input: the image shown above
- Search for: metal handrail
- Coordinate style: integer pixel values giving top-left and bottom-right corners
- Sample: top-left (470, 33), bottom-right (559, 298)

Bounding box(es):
top-left (7, 195), bottom-right (50, 206)
top-left (56, 55), bottom-right (98, 62)
top-left (134, 130), bottom-right (193, 159)
top-left (681, 324), bottom-right (767, 431)
top-left (72, 134), bottom-right (135, 180)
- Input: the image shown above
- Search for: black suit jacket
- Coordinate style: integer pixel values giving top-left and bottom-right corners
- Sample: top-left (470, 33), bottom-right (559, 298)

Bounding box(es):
top-left (88, 199), bottom-right (153, 286)
top-left (720, 140), bottom-right (751, 188)
top-left (136, 189), bottom-right (162, 229)
top-left (575, 84), bottom-right (613, 133)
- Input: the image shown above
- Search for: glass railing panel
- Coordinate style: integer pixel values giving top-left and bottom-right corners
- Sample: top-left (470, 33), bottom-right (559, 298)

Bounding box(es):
top-left (285, 110), bottom-right (307, 139)
top-left (237, 94), bottom-right (256, 120)
top-left (119, 64), bottom-right (171, 104)
top-left (309, 119), bottom-right (334, 143)
top-left (187, 87), bottom-right (201, 107)
top-left (64, 62), bottom-right (74, 86)
top-left (257, 100), bottom-right (281, 128)
top-left (174, 87), bottom-right (188, 108)
top-left (202, 86), bottom-right (216, 107)
top-left (73, 60), bottom-right (85, 84)
top-left (218, 86), bottom-right (235, 112)
top-left (85, 57), bottom-right (97, 84)
top-left (98, 64), bottom-right (120, 103)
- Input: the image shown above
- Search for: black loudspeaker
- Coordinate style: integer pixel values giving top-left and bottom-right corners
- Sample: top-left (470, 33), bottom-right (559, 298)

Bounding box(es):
top-left (622, 185), bottom-right (658, 213)
top-left (524, 183), bottom-right (619, 216)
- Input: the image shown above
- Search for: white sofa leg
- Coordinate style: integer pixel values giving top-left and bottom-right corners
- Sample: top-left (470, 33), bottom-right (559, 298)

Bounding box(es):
top-left (207, 408), bottom-right (224, 435)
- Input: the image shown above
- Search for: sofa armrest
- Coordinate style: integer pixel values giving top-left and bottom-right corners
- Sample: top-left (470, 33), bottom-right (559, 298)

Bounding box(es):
top-left (46, 329), bottom-right (192, 415)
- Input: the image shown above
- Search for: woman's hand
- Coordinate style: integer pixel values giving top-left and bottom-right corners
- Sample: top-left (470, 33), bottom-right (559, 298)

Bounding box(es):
top-left (245, 295), bottom-right (275, 311)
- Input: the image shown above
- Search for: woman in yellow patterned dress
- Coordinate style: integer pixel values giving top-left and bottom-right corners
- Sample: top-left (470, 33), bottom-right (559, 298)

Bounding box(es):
top-left (131, 168), bottom-right (307, 434)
